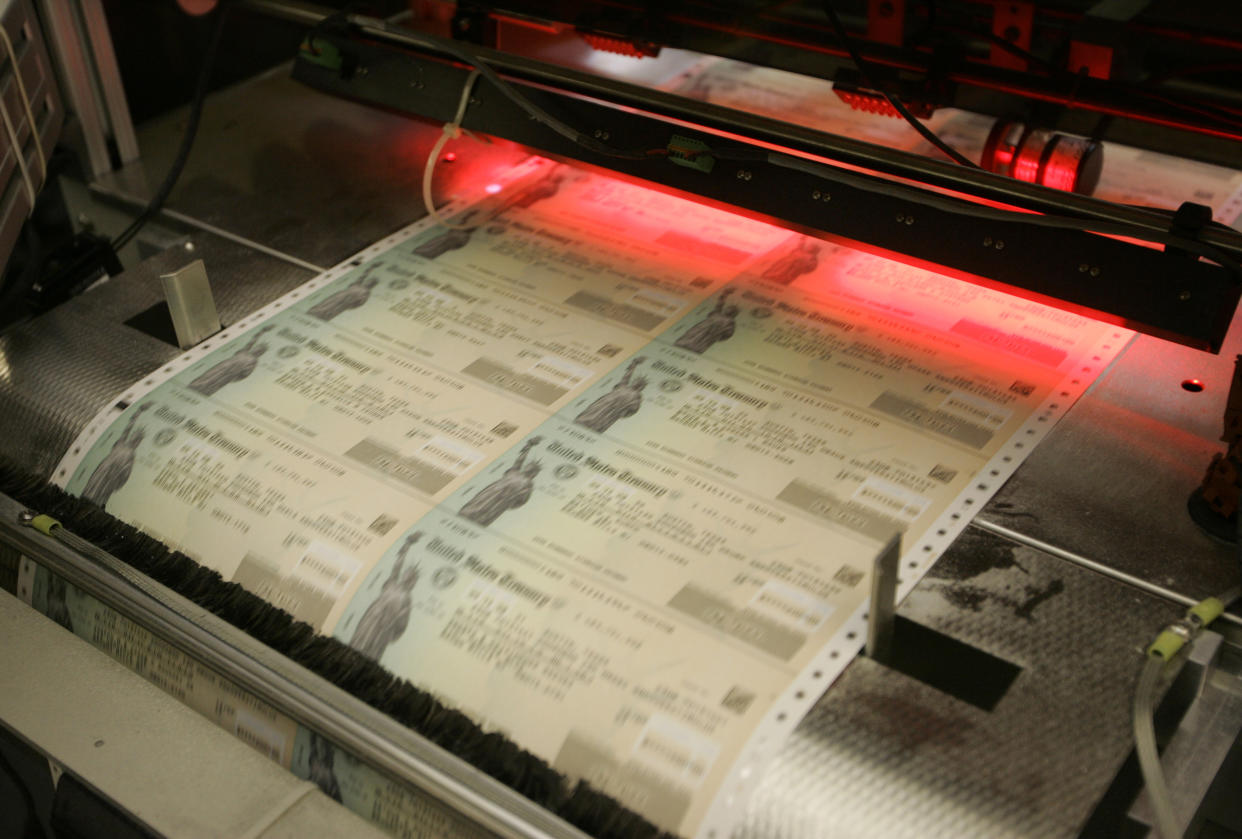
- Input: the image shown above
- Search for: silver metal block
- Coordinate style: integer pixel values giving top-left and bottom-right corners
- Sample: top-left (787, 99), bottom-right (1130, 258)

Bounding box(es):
top-left (160, 255), bottom-right (221, 349)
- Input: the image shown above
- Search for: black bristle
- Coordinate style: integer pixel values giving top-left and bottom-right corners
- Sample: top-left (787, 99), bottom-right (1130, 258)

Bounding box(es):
top-left (0, 459), bottom-right (678, 839)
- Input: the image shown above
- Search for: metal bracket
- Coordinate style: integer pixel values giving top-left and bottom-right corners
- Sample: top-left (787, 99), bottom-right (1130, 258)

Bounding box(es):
top-left (1166, 201), bottom-right (1215, 261)
top-left (865, 531), bottom-right (902, 664)
top-left (160, 257), bottom-right (221, 349)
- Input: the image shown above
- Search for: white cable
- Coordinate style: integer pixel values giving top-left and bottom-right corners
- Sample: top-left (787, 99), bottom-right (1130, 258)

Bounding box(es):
top-left (1133, 587), bottom-right (1241, 838)
top-left (0, 24), bottom-right (47, 184)
top-left (0, 91), bottom-right (35, 209)
top-left (1134, 655), bottom-right (1180, 839)
top-left (421, 69), bottom-right (482, 230)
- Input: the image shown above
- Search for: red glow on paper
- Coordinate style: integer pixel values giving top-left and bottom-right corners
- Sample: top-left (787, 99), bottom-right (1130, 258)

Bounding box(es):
top-left (443, 151), bottom-right (457, 163)
top-left (461, 147), bottom-right (1134, 349)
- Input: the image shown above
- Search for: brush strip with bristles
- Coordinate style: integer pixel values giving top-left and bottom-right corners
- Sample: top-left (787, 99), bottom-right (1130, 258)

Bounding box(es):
top-left (0, 459), bottom-right (676, 839)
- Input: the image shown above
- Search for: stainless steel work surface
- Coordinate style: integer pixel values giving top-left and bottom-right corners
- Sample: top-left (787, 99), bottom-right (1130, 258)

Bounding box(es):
top-left (742, 526), bottom-right (1182, 838)
top-left (94, 66), bottom-right (529, 271)
top-left (981, 327), bottom-right (1242, 602)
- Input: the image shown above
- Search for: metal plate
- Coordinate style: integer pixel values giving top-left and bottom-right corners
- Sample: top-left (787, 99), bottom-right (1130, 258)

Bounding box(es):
top-left (92, 66), bottom-right (529, 271)
top-left (0, 231), bottom-right (310, 476)
top-left (739, 525), bottom-right (1181, 838)
top-left (981, 327), bottom-right (1242, 602)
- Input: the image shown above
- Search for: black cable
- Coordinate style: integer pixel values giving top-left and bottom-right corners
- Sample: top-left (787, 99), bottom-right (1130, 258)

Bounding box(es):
top-left (349, 16), bottom-right (668, 162)
top-left (924, 12), bottom-right (1242, 139)
top-left (110, 3), bottom-right (230, 253)
top-left (818, 0), bottom-right (979, 168)
top-left (933, 23), bottom-right (1061, 76)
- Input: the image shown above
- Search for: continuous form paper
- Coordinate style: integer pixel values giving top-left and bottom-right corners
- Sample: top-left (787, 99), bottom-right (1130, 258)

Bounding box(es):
top-left (57, 157), bottom-right (1131, 838)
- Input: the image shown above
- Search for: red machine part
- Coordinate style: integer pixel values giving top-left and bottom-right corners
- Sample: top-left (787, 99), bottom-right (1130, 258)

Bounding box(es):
top-left (981, 120), bottom-right (1103, 195)
top-left (579, 32), bottom-right (658, 57)
top-left (866, 0), bottom-right (906, 47)
top-left (1068, 41), bottom-right (1114, 79)
top-left (833, 85), bottom-right (935, 118)
top-left (990, 2), bottom-right (1034, 71)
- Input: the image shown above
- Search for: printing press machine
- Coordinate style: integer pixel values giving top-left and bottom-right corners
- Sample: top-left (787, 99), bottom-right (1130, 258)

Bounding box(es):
top-left (2, 1), bottom-right (1242, 837)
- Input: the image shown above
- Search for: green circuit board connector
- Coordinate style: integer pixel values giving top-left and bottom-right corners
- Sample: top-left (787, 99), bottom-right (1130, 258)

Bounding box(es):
top-left (667, 135), bottom-right (715, 173)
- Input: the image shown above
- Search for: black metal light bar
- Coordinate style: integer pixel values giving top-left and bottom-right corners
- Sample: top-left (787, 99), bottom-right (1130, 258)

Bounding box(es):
top-left (285, 14), bottom-right (1242, 350)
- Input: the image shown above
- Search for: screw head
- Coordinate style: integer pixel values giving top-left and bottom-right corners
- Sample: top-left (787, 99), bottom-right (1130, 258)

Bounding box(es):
top-left (1089, 267), bottom-right (1100, 277)
top-left (995, 240), bottom-right (1005, 250)
top-left (1078, 263), bottom-right (1089, 272)
top-left (18, 510), bottom-right (34, 524)
top-left (983, 237), bottom-right (993, 247)
top-left (1179, 290), bottom-right (1192, 301)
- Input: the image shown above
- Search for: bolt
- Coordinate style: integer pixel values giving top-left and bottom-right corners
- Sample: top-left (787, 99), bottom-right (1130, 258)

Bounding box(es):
top-left (1078, 263), bottom-right (1089, 272)
top-left (1179, 290), bottom-right (1192, 301)
top-left (983, 237), bottom-right (993, 247)
top-left (812, 190), bottom-right (821, 200)
top-left (821, 192), bottom-right (831, 202)
top-left (18, 510), bottom-right (34, 524)
top-left (593, 129), bottom-right (610, 141)
top-left (1089, 266), bottom-right (1100, 277)
top-left (904, 215), bottom-right (914, 225)
top-left (995, 240), bottom-right (1005, 250)
top-left (896, 213), bottom-right (905, 223)
top-left (736, 170), bottom-right (752, 180)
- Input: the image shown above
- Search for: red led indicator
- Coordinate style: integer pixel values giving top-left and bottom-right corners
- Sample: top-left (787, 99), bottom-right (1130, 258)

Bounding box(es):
top-left (443, 151), bottom-right (457, 163)
top-left (485, 183), bottom-right (503, 194)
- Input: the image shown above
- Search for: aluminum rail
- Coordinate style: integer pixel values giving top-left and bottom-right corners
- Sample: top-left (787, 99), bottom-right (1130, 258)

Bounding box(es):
top-left (0, 492), bottom-right (590, 839)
